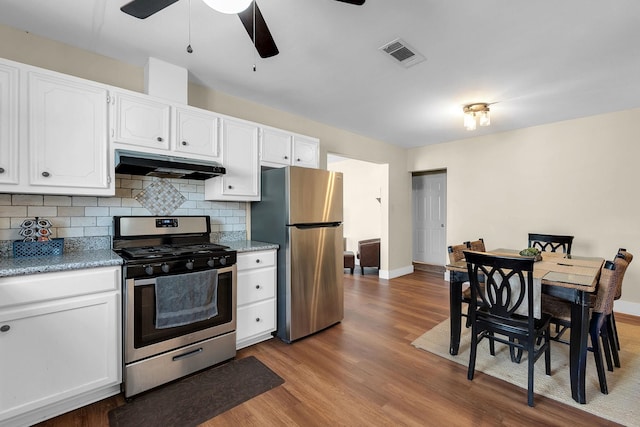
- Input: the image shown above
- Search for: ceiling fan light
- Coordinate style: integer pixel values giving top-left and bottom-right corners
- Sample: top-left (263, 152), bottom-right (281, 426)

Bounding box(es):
top-left (202, 0), bottom-right (253, 14)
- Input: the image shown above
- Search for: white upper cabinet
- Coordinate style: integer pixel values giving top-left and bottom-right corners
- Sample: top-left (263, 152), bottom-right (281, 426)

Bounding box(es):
top-left (27, 71), bottom-right (111, 194)
top-left (205, 117), bottom-right (260, 201)
top-left (111, 90), bottom-right (171, 150)
top-left (173, 105), bottom-right (220, 160)
top-left (0, 62), bottom-right (19, 186)
top-left (292, 135), bottom-right (319, 168)
top-left (260, 126), bottom-right (319, 169)
top-left (260, 127), bottom-right (292, 167)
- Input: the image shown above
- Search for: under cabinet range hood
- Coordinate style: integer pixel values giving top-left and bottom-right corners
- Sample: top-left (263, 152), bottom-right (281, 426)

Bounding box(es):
top-left (115, 150), bottom-right (225, 180)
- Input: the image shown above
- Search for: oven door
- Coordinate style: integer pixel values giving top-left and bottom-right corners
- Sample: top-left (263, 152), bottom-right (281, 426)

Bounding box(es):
top-left (124, 264), bottom-right (237, 364)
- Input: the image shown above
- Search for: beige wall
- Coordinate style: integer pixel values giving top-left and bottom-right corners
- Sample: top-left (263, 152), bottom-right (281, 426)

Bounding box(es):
top-left (0, 23), bottom-right (413, 277)
top-left (327, 158), bottom-right (384, 255)
top-left (407, 109), bottom-right (640, 312)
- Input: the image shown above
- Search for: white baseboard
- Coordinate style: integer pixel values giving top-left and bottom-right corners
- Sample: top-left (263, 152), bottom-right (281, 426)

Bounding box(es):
top-left (379, 265), bottom-right (414, 280)
top-left (614, 300), bottom-right (640, 317)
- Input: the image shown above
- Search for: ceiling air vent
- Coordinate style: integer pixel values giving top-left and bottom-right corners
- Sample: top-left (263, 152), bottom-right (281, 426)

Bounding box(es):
top-left (379, 38), bottom-right (425, 68)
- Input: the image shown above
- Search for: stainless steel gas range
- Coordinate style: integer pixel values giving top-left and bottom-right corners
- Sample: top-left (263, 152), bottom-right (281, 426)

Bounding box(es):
top-left (113, 216), bottom-right (237, 398)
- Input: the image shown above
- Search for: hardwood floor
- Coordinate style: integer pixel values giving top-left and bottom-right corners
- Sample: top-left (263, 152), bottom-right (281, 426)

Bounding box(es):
top-left (37, 271), bottom-right (632, 426)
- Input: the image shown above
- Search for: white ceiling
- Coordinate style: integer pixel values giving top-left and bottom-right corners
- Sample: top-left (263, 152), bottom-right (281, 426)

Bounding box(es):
top-left (2, 0), bottom-right (640, 148)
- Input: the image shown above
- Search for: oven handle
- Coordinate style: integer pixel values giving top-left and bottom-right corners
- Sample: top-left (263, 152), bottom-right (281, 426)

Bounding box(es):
top-left (172, 347), bottom-right (203, 361)
top-left (131, 264), bottom-right (236, 287)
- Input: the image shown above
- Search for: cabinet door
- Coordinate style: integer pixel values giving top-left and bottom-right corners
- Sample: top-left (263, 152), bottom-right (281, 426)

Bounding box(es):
top-left (28, 72), bottom-right (110, 190)
top-left (0, 292), bottom-right (120, 422)
top-left (0, 62), bottom-right (19, 185)
top-left (292, 135), bottom-right (319, 168)
top-left (112, 91), bottom-right (170, 150)
top-left (261, 127), bottom-right (292, 166)
top-left (206, 118), bottom-right (259, 201)
top-left (174, 106), bottom-right (220, 159)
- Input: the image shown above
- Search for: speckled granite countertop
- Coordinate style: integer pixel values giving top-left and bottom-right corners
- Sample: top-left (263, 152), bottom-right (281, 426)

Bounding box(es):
top-left (0, 250), bottom-right (123, 278)
top-left (0, 241), bottom-right (278, 278)
top-left (224, 240), bottom-right (279, 252)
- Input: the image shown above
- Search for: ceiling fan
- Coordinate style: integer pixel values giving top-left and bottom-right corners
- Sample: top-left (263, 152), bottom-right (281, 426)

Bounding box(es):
top-left (120, 0), bottom-right (366, 59)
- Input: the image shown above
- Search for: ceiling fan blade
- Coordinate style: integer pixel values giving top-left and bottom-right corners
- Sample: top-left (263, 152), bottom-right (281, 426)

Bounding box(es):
top-left (335, 0), bottom-right (365, 5)
top-left (238, 2), bottom-right (279, 58)
top-left (120, 0), bottom-right (180, 19)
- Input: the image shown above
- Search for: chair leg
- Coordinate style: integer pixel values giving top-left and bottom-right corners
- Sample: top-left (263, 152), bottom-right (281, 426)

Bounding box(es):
top-left (360, 266), bottom-right (364, 275)
top-left (590, 316), bottom-right (609, 394)
top-left (527, 342), bottom-right (535, 407)
top-left (468, 327), bottom-right (478, 381)
top-left (607, 315), bottom-right (621, 368)
top-left (610, 312), bottom-right (621, 351)
top-left (544, 327), bottom-right (551, 376)
top-left (600, 326), bottom-right (614, 372)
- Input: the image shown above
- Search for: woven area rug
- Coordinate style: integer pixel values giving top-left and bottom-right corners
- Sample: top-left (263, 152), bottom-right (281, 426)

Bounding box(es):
top-left (109, 356), bottom-right (284, 427)
top-left (412, 319), bottom-right (638, 425)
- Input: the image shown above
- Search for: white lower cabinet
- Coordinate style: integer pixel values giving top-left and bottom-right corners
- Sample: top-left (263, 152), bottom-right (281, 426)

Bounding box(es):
top-left (0, 266), bottom-right (121, 427)
top-left (236, 249), bottom-right (277, 349)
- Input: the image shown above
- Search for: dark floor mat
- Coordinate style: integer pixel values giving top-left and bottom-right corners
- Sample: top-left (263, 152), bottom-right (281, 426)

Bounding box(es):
top-left (109, 356), bottom-right (284, 427)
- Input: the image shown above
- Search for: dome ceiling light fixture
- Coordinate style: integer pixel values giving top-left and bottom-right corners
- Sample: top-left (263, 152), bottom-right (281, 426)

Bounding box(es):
top-left (463, 103), bottom-right (491, 131)
top-left (202, 0), bottom-right (253, 14)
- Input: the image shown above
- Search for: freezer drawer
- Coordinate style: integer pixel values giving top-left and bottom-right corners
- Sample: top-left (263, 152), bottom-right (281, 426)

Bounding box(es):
top-left (284, 223), bottom-right (343, 342)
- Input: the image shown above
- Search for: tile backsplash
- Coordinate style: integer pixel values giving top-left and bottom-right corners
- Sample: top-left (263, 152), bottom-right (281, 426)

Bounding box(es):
top-left (0, 174), bottom-right (247, 251)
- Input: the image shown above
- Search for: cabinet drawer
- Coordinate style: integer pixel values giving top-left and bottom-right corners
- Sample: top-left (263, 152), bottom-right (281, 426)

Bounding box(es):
top-left (0, 266), bottom-right (121, 309)
top-left (236, 250), bottom-right (276, 270)
top-left (236, 299), bottom-right (276, 341)
top-left (237, 267), bottom-right (276, 305)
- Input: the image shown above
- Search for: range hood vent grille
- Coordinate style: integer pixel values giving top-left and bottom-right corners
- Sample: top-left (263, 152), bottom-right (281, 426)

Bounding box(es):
top-left (379, 38), bottom-right (425, 68)
top-left (115, 150), bottom-right (225, 181)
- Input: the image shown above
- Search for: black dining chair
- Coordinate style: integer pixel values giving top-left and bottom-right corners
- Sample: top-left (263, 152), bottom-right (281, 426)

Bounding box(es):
top-left (610, 248), bottom-right (633, 357)
top-left (464, 250), bottom-right (551, 407)
top-left (448, 240), bottom-right (486, 328)
top-left (527, 233), bottom-right (574, 254)
top-left (542, 256), bottom-right (628, 394)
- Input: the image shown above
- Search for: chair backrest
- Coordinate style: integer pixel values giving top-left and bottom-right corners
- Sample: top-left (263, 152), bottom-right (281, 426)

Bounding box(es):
top-left (593, 259), bottom-right (627, 316)
top-left (466, 238), bottom-right (486, 252)
top-left (447, 243), bottom-right (467, 264)
top-left (614, 250), bottom-right (633, 300)
top-left (463, 250), bottom-right (536, 325)
top-left (528, 233), bottom-right (574, 254)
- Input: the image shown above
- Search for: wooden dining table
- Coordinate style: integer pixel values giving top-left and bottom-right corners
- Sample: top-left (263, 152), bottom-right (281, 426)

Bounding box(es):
top-left (446, 248), bottom-right (604, 404)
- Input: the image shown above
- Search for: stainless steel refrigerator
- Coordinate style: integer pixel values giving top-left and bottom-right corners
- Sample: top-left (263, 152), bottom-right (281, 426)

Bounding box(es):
top-left (251, 166), bottom-right (344, 343)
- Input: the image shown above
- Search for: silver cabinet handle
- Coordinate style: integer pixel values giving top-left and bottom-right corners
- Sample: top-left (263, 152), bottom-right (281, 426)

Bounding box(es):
top-left (42, 171), bottom-right (50, 177)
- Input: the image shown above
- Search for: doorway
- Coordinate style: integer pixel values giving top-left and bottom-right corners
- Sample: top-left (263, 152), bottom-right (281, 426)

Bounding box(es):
top-left (412, 170), bottom-right (447, 269)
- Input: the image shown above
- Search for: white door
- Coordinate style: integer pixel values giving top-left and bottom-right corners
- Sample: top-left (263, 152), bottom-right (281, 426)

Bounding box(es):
top-left (412, 172), bottom-right (446, 264)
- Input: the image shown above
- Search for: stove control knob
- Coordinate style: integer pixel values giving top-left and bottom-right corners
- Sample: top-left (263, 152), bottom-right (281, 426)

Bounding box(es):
top-left (161, 263), bottom-right (170, 273)
top-left (186, 260), bottom-right (194, 270)
top-left (207, 258), bottom-right (216, 268)
top-left (144, 265), bottom-right (154, 276)
top-left (219, 256), bottom-right (227, 266)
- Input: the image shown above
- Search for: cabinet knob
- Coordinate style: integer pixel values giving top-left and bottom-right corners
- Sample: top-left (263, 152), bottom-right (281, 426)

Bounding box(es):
top-left (228, 185), bottom-right (233, 189)
top-left (0, 325), bottom-right (10, 333)
top-left (255, 284), bottom-right (261, 289)
top-left (181, 141), bottom-right (188, 146)
top-left (255, 318), bottom-right (261, 322)
top-left (284, 156), bottom-right (288, 160)
top-left (296, 158), bottom-right (301, 162)
top-left (41, 171), bottom-right (50, 177)
top-left (256, 259), bottom-right (261, 263)
top-left (0, 167), bottom-right (4, 174)
top-left (157, 137), bottom-right (163, 142)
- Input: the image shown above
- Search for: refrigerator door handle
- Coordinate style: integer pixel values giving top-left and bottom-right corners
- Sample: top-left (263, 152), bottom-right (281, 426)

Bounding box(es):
top-left (291, 222), bottom-right (342, 229)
